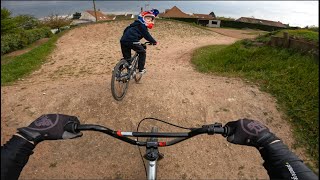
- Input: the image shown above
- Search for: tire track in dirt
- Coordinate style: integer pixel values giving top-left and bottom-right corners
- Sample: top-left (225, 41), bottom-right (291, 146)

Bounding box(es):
top-left (1, 20), bottom-right (307, 179)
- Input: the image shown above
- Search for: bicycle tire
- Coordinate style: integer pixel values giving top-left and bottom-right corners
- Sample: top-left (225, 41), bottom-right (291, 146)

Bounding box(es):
top-left (111, 59), bottom-right (130, 101)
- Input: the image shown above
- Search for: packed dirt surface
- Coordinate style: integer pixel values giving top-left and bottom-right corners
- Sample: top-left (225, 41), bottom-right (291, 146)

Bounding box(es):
top-left (207, 27), bottom-right (266, 39)
top-left (1, 20), bottom-right (309, 179)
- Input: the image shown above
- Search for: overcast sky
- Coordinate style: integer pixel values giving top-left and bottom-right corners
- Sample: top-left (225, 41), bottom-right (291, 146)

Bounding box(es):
top-left (1, 1), bottom-right (319, 27)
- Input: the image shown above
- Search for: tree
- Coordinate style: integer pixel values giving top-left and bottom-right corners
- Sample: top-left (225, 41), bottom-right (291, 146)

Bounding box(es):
top-left (1, 8), bottom-right (17, 34)
top-left (72, 12), bottom-right (82, 19)
top-left (1, 7), bottom-right (11, 20)
top-left (209, 12), bottom-right (216, 18)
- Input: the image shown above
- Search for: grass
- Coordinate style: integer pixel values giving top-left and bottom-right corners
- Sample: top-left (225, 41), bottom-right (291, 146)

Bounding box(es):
top-left (192, 41), bottom-right (319, 169)
top-left (1, 30), bottom-right (67, 86)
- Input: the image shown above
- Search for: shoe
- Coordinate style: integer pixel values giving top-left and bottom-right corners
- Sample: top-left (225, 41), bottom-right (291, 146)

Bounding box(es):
top-left (139, 69), bottom-right (146, 74)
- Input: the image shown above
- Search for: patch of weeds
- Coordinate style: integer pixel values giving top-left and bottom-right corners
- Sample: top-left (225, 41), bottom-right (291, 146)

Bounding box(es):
top-left (49, 162), bottom-right (57, 168)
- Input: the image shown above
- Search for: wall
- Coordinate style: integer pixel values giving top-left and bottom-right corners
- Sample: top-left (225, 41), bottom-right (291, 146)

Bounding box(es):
top-left (79, 12), bottom-right (95, 22)
top-left (268, 32), bottom-right (319, 59)
top-left (207, 20), bottom-right (221, 28)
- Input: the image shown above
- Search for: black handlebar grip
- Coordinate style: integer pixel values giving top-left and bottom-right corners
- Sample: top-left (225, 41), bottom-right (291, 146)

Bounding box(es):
top-left (223, 125), bottom-right (232, 137)
top-left (64, 122), bottom-right (79, 133)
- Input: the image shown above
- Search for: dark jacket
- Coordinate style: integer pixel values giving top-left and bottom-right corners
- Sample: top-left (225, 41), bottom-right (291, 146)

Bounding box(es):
top-left (120, 20), bottom-right (156, 44)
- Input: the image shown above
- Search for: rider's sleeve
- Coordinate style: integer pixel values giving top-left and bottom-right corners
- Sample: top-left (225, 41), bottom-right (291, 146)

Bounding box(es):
top-left (139, 25), bottom-right (157, 43)
top-left (259, 141), bottom-right (318, 179)
top-left (1, 135), bottom-right (35, 180)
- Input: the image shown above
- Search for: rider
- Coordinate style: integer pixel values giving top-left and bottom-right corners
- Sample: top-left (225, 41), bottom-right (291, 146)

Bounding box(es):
top-left (1, 114), bottom-right (318, 180)
top-left (120, 9), bottom-right (159, 75)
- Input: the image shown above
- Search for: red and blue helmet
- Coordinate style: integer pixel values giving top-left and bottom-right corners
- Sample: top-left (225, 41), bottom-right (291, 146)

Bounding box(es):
top-left (138, 9), bottom-right (159, 29)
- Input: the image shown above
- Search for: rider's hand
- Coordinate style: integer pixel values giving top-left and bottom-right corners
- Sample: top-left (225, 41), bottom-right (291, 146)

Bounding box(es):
top-left (17, 114), bottom-right (83, 144)
top-left (153, 42), bottom-right (157, 45)
top-left (224, 118), bottom-right (280, 148)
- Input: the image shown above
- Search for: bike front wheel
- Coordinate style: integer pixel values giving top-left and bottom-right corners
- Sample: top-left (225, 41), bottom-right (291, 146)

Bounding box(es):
top-left (111, 59), bottom-right (130, 101)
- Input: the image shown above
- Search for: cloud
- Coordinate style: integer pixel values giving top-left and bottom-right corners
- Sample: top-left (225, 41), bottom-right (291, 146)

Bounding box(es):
top-left (1, 1), bottom-right (318, 27)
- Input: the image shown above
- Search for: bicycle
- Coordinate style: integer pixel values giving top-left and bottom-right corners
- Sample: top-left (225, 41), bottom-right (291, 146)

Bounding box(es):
top-left (65, 118), bottom-right (230, 180)
top-left (111, 42), bottom-right (153, 101)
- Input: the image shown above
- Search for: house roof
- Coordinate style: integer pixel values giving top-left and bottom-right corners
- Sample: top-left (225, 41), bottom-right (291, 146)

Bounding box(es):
top-left (236, 17), bottom-right (287, 28)
top-left (85, 10), bottom-right (114, 21)
top-left (193, 13), bottom-right (215, 20)
top-left (159, 6), bottom-right (197, 18)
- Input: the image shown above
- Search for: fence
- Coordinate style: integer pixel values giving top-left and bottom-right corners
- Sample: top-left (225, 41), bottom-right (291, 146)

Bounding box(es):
top-left (268, 32), bottom-right (319, 59)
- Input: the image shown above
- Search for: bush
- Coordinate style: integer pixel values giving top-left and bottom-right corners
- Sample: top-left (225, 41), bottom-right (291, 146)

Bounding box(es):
top-left (220, 20), bottom-right (287, 32)
top-left (1, 27), bottom-right (52, 55)
top-left (14, 15), bottom-right (39, 30)
top-left (1, 33), bottom-right (22, 54)
top-left (39, 14), bottom-right (72, 29)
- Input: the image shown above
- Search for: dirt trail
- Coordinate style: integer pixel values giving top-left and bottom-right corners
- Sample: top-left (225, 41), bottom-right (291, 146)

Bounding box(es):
top-left (206, 27), bottom-right (267, 39)
top-left (1, 20), bottom-right (308, 179)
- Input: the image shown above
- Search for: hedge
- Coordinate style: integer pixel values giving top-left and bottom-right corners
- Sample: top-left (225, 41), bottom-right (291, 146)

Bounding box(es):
top-left (161, 17), bottom-right (199, 24)
top-left (1, 27), bottom-right (52, 55)
top-left (220, 20), bottom-right (288, 31)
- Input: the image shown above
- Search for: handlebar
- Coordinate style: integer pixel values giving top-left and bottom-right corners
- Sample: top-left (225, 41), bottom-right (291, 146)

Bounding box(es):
top-left (64, 122), bottom-right (229, 147)
top-left (133, 42), bottom-right (156, 45)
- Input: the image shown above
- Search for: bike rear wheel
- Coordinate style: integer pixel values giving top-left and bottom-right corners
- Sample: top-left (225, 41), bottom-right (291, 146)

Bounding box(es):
top-left (111, 59), bottom-right (130, 101)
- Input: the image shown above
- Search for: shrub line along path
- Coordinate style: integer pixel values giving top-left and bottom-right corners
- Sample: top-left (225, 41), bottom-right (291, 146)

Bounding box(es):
top-left (2, 38), bottom-right (50, 59)
top-left (0, 20), bottom-right (310, 179)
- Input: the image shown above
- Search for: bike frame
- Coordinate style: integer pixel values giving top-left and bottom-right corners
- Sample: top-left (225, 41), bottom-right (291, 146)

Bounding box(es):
top-left (148, 160), bottom-right (157, 180)
top-left (129, 53), bottom-right (139, 78)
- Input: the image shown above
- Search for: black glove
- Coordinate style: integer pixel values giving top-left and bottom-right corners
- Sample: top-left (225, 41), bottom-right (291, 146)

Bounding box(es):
top-left (224, 118), bottom-right (279, 148)
top-left (17, 114), bottom-right (83, 144)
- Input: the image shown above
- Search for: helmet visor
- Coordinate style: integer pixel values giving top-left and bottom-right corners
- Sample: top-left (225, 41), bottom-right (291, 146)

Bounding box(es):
top-left (144, 15), bottom-right (155, 23)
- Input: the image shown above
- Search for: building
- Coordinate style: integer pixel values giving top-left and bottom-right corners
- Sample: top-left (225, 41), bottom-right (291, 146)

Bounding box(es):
top-left (236, 17), bottom-right (287, 28)
top-left (193, 13), bottom-right (220, 27)
top-left (79, 10), bottom-right (115, 22)
top-left (158, 6), bottom-right (197, 19)
top-left (159, 6), bottom-right (220, 27)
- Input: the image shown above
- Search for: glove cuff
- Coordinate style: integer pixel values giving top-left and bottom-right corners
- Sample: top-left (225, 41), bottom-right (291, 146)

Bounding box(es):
top-left (17, 128), bottom-right (43, 144)
top-left (257, 132), bottom-right (280, 148)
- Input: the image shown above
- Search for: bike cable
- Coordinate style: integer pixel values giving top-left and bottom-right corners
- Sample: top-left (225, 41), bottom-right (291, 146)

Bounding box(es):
top-left (136, 117), bottom-right (192, 179)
